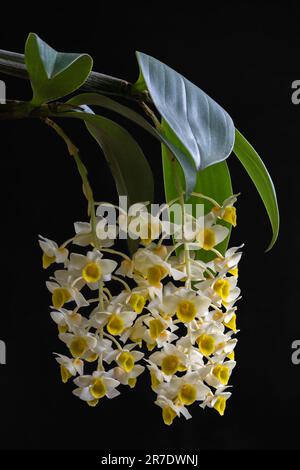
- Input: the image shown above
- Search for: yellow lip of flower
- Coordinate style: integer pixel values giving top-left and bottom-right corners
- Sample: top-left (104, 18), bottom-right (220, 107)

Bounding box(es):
top-left (60, 364), bottom-right (72, 383)
top-left (227, 351), bottom-right (235, 360)
top-left (197, 333), bottom-right (216, 356)
top-left (228, 266), bottom-right (238, 277)
top-left (69, 337), bottom-right (88, 358)
top-left (85, 352), bottom-right (99, 363)
top-left (129, 293), bottom-right (146, 314)
top-left (150, 370), bottom-right (161, 391)
top-left (213, 396), bottom-right (227, 416)
top-left (43, 253), bottom-right (56, 269)
top-left (162, 406), bottom-right (177, 425)
top-left (176, 300), bottom-right (197, 323)
top-left (178, 383), bottom-right (197, 405)
top-left (106, 314), bottom-right (125, 336)
top-left (128, 378), bottom-right (137, 389)
top-left (87, 399), bottom-right (99, 407)
top-left (147, 265), bottom-right (168, 287)
top-left (224, 313), bottom-right (237, 332)
top-left (118, 351), bottom-right (135, 372)
top-left (89, 377), bottom-right (107, 399)
top-left (149, 318), bottom-right (165, 340)
top-left (58, 324), bottom-right (68, 334)
top-left (161, 354), bottom-right (180, 375)
top-left (213, 364), bottom-right (230, 385)
top-left (213, 279), bottom-right (230, 301)
top-left (52, 287), bottom-right (71, 309)
top-left (82, 262), bottom-right (102, 283)
top-left (197, 228), bottom-right (216, 251)
top-left (223, 206), bottom-right (237, 226)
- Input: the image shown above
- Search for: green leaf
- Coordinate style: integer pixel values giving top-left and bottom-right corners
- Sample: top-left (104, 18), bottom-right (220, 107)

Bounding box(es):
top-left (162, 119), bottom-right (233, 262)
top-left (233, 128), bottom-right (279, 251)
top-left (25, 33), bottom-right (93, 105)
top-left (67, 93), bottom-right (197, 196)
top-left (136, 51), bottom-right (235, 171)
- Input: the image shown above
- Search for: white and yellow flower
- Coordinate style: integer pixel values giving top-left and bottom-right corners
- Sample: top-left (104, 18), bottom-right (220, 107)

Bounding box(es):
top-left (149, 343), bottom-right (188, 379)
top-left (46, 270), bottom-right (88, 309)
top-left (195, 218), bottom-right (229, 252)
top-left (204, 360), bottom-right (236, 388)
top-left (143, 311), bottom-right (178, 348)
top-left (94, 309), bottom-right (137, 336)
top-left (39, 235), bottom-right (68, 269)
top-left (54, 353), bottom-right (83, 383)
top-left (208, 245), bottom-right (243, 276)
top-left (133, 249), bottom-right (185, 297)
top-left (59, 330), bottom-right (98, 359)
top-left (105, 345), bottom-right (145, 388)
top-left (201, 387), bottom-right (232, 416)
top-left (67, 250), bottom-right (117, 289)
top-left (212, 195), bottom-right (238, 227)
top-left (50, 307), bottom-right (86, 333)
top-left (155, 395), bottom-right (192, 425)
top-left (157, 372), bottom-right (211, 406)
top-left (73, 370), bottom-right (120, 405)
top-left (160, 288), bottom-right (211, 323)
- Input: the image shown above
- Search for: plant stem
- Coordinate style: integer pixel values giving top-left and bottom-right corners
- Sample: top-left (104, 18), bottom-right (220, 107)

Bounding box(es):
top-left (100, 247), bottom-right (131, 261)
top-left (44, 118), bottom-right (99, 250)
top-left (0, 49), bottom-right (149, 102)
top-left (172, 160), bottom-right (192, 289)
top-left (103, 332), bottom-right (122, 350)
top-left (111, 275), bottom-right (131, 292)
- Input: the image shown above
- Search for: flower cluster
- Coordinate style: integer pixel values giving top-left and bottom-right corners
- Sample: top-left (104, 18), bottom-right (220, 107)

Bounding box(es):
top-left (39, 194), bottom-right (242, 425)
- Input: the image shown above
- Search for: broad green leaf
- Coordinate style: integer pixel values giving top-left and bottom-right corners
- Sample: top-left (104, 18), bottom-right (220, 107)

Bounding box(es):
top-left (67, 93), bottom-right (197, 196)
top-left (25, 33), bottom-right (92, 105)
top-left (233, 128), bottom-right (279, 251)
top-left (162, 119), bottom-right (233, 262)
top-left (135, 51), bottom-right (235, 171)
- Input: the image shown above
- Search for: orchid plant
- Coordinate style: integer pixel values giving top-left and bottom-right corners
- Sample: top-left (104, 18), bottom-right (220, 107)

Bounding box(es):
top-left (0, 33), bottom-right (279, 425)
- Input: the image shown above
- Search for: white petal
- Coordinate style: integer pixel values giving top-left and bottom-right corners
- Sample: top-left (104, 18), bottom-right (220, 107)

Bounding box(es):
top-left (213, 225), bottom-right (229, 245)
top-left (74, 375), bottom-right (93, 387)
top-left (101, 259), bottom-right (118, 275)
top-left (106, 388), bottom-right (120, 399)
top-left (74, 222), bottom-right (91, 235)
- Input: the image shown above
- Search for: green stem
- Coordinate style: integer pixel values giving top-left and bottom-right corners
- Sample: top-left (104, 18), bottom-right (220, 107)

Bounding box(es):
top-left (100, 247), bottom-right (131, 261)
top-left (44, 118), bottom-right (98, 239)
top-left (172, 160), bottom-right (192, 289)
top-left (103, 332), bottom-right (122, 350)
top-left (0, 48), bottom-right (149, 102)
top-left (111, 275), bottom-right (131, 292)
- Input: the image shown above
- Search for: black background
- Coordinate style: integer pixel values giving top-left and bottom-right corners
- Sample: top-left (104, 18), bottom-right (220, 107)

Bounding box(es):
top-left (0, 1), bottom-right (299, 451)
